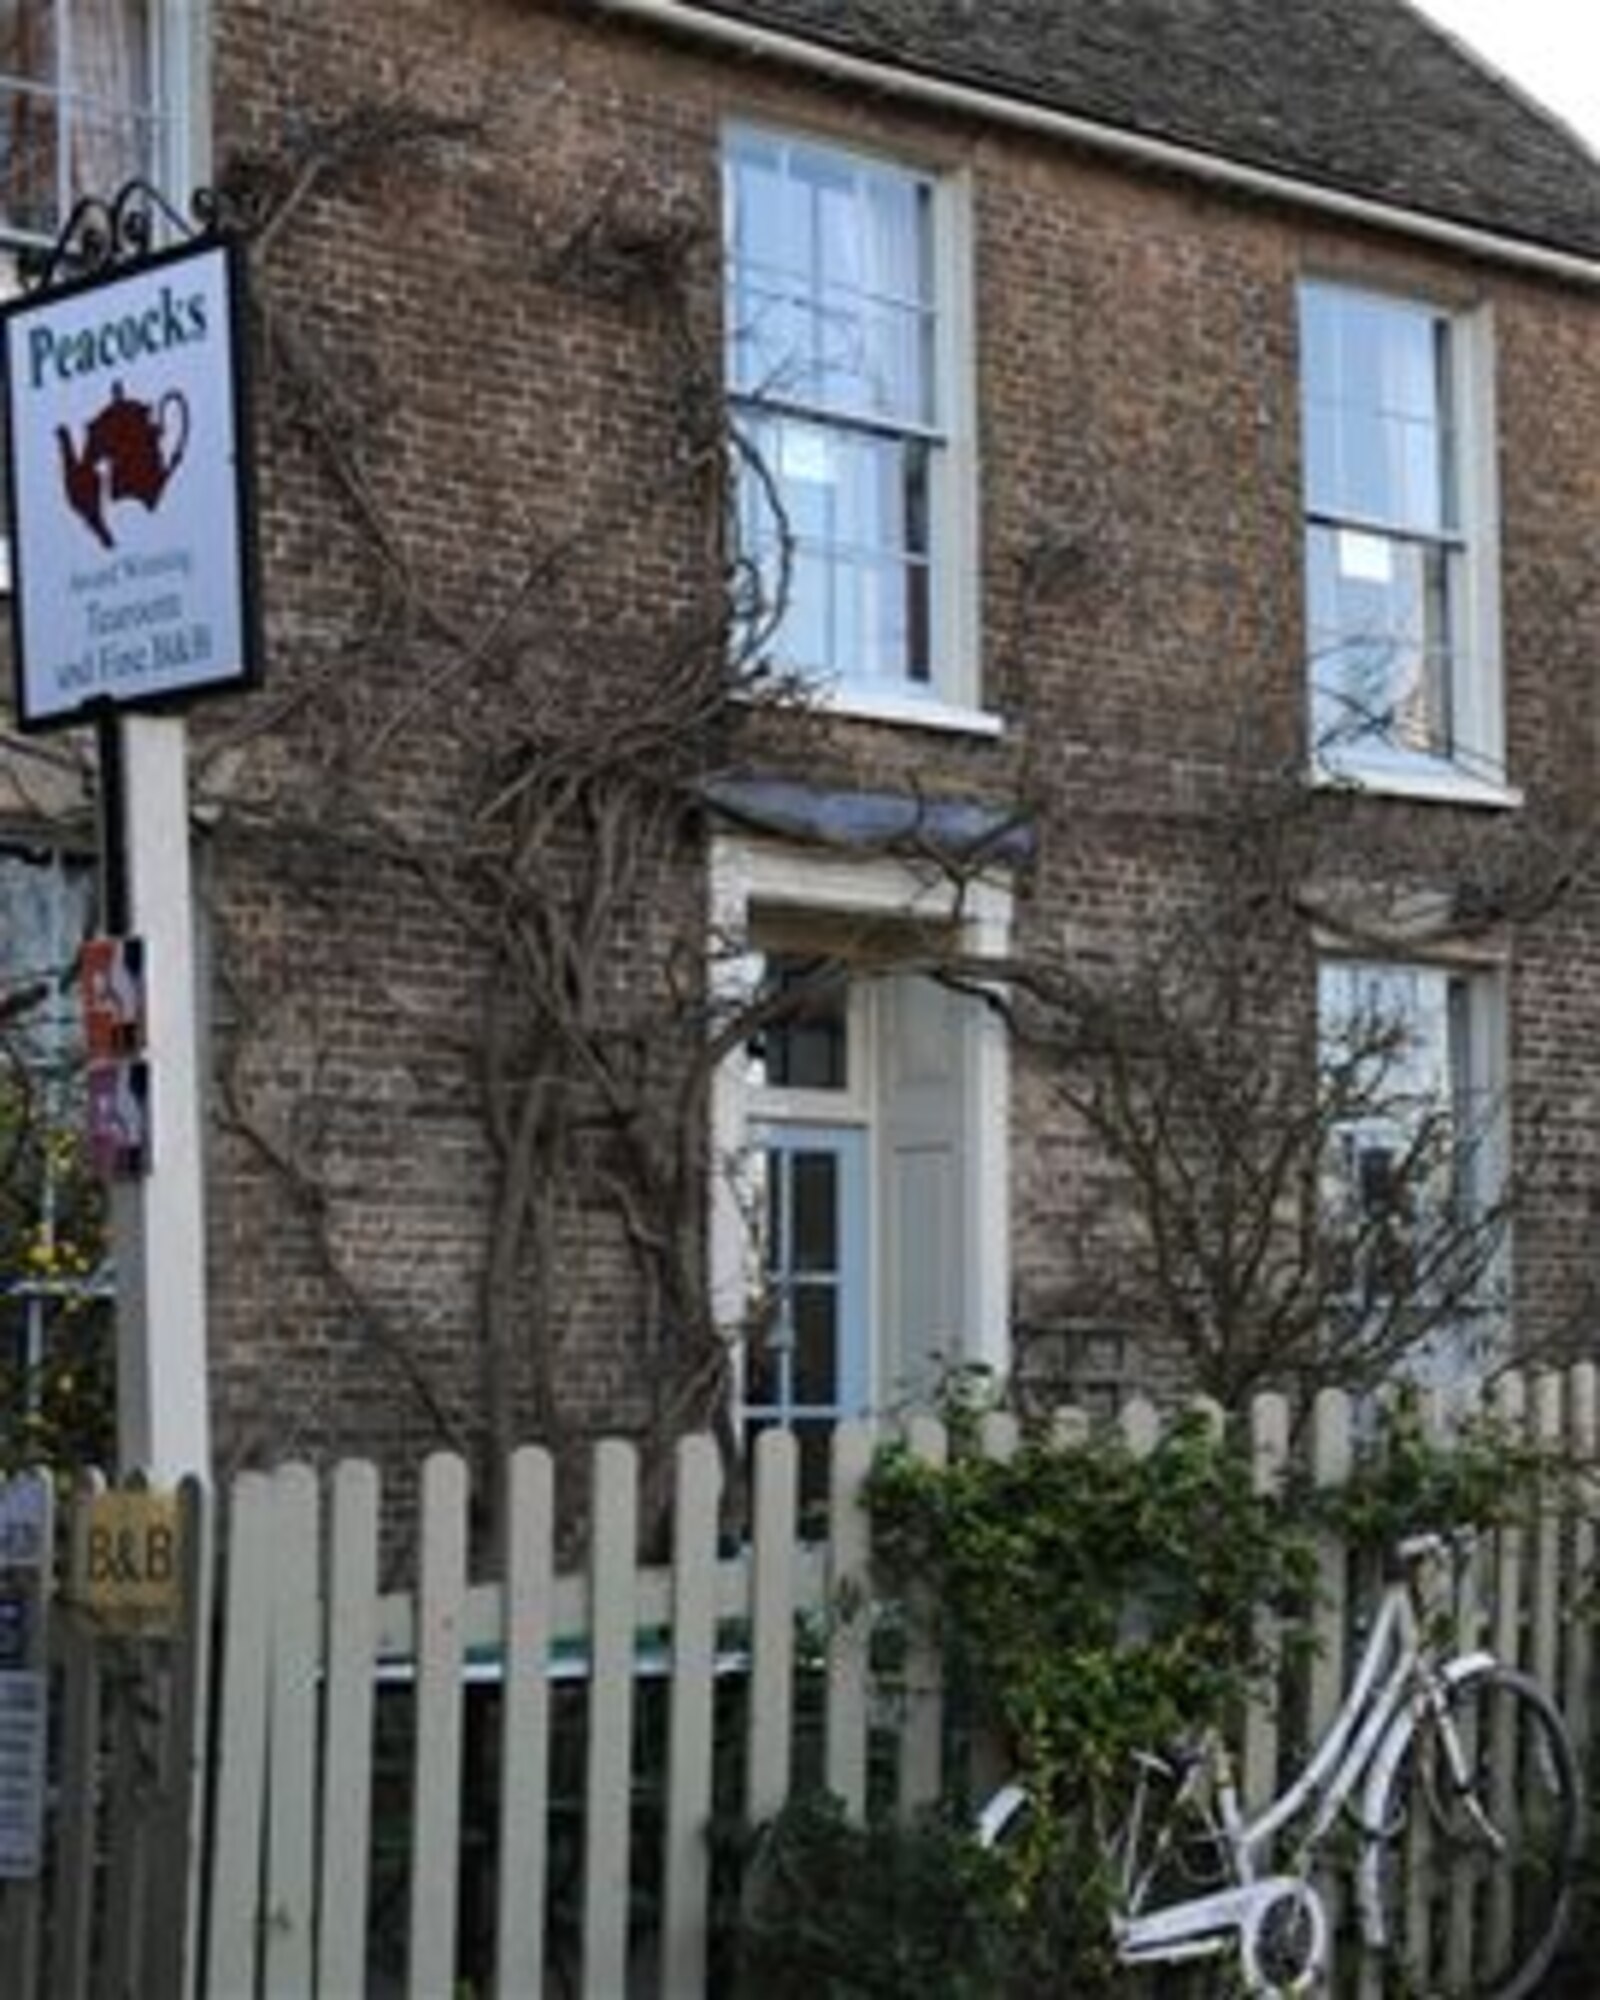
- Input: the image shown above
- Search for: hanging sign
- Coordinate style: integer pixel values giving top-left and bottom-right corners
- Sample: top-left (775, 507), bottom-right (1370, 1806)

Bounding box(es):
top-left (1, 235), bottom-right (259, 731)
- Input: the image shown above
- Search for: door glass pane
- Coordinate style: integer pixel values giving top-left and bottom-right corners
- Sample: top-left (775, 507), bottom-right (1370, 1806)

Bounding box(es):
top-left (792, 1283), bottom-right (838, 1404)
top-left (795, 1423), bottom-right (832, 1516)
top-left (790, 1152), bottom-right (838, 1271)
top-left (750, 957), bottom-right (848, 1091)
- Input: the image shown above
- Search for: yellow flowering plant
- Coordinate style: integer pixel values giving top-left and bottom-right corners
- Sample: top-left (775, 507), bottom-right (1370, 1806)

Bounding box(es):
top-left (0, 1053), bottom-right (113, 1472)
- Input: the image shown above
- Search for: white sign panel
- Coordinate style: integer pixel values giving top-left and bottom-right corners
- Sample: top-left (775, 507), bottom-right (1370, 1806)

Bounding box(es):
top-left (0, 1671), bottom-right (45, 1879)
top-left (3, 237), bottom-right (259, 730)
top-left (0, 1477), bottom-right (48, 1572)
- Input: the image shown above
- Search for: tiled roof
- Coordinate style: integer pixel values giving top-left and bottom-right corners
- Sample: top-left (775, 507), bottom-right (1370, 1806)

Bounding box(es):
top-left (677, 0), bottom-right (1600, 261)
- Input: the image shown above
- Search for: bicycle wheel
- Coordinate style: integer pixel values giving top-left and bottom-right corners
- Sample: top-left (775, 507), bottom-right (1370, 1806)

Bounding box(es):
top-left (1370, 1665), bottom-right (1579, 2000)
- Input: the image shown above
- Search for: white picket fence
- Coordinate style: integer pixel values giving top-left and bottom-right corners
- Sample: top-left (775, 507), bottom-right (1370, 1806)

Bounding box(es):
top-left (3, 1366), bottom-right (1598, 1998)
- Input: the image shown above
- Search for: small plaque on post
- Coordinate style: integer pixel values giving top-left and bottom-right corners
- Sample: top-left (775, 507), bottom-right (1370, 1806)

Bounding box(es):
top-left (82, 933), bottom-right (146, 1056)
top-left (87, 1058), bottom-right (151, 1178)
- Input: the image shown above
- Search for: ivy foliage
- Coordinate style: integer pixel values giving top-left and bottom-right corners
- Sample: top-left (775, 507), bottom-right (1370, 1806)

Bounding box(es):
top-left (735, 1791), bottom-right (1019, 1998)
top-left (867, 1411), bottom-right (1314, 1798)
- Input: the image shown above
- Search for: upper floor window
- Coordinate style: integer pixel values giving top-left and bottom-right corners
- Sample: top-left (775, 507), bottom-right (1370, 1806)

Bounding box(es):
top-left (0, 1), bottom-right (170, 250)
top-left (1300, 282), bottom-right (1503, 796)
top-left (724, 128), bottom-right (978, 716)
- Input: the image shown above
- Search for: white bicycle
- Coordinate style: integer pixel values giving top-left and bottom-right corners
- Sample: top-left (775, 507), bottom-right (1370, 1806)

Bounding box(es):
top-left (976, 1533), bottom-right (1581, 1996)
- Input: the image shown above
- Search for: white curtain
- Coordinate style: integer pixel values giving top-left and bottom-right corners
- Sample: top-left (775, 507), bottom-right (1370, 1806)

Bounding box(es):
top-left (68, 0), bottom-right (151, 211)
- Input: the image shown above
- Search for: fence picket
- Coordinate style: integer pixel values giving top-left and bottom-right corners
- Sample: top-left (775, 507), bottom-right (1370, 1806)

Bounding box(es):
top-left (263, 1464), bottom-right (320, 1998)
top-left (1242, 1392), bottom-right (1289, 1815)
top-left (407, 1452), bottom-right (469, 2000)
top-left (205, 1470), bottom-right (276, 2000)
top-left (50, 1471), bottom-right (105, 2000)
top-left (826, 1421), bottom-right (874, 1820)
top-left (583, 1438), bottom-right (639, 2000)
top-left (1400, 1389), bottom-right (1449, 1987)
top-left (1568, 1364), bottom-right (1597, 1770)
top-left (1119, 1396), bottom-right (1159, 1457)
top-left (97, 1468), bottom-right (152, 2000)
top-left (662, 1434), bottom-right (721, 1999)
top-left (1307, 1390), bottom-right (1351, 1969)
top-left (1532, 1373), bottom-right (1564, 1699)
top-left (898, 1415), bottom-right (947, 1815)
top-left (141, 1476), bottom-right (214, 2000)
top-left (317, 1460), bottom-right (381, 1999)
top-left (495, 1445), bottom-right (555, 2000)
top-left (746, 1427), bottom-right (797, 1829)
top-left (0, 1474), bottom-right (51, 1998)
top-left (1487, 1371), bottom-right (1529, 1969)
top-left (979, 1409), bottom-right (1020, 1461)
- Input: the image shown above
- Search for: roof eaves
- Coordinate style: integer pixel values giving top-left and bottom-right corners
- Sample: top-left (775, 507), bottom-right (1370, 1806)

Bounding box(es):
top-left (590, 0), bottom-right (1600, 283)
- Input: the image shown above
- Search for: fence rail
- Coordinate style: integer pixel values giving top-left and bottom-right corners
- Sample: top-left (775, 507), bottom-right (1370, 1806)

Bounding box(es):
top-left (2, 1364), bottom-right (1597, 1996)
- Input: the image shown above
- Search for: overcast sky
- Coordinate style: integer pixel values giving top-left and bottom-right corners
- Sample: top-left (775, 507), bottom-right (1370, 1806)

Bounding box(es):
top-left (1413, 1), bottom-right (1600, 152)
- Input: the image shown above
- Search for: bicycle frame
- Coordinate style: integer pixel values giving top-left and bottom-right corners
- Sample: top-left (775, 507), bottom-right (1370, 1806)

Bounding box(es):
top-left (1114, 1563), bottom-right (1495, 1972)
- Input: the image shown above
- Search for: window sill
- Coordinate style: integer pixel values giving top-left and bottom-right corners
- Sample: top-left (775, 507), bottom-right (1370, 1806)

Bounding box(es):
top-left (1310, 754), bottom-right (1522, 811)
top-left (818, 685), bottom-right (1004, 739)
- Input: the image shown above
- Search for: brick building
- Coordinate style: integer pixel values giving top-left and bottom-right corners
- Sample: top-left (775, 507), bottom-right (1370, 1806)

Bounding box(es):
top-left (2, 1), bottom-right (1600, 1487)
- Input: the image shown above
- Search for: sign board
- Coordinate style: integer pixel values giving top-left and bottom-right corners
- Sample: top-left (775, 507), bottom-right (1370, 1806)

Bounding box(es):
top-left (0, 1671), bottom-right (46, 1878)
top-left (88, 1057), bottom-right (151, 1178)
top-left (82, 933), bottom-right (147, 1056)
top-left (74, 1490), bottom-right (183, 1635)
top-left (2, 236), bottom-right (259, 730)
top-left (0, 1477), bottom-right (49, 1572)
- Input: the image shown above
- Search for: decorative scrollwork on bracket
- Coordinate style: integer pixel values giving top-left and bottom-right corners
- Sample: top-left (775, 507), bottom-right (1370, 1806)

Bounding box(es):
top-left (18, 180), bottom-right (234, 294)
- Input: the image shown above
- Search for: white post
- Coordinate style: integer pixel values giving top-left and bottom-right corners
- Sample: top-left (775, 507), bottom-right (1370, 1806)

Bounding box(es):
top-left (109, 714), bottom-right (210, 1479)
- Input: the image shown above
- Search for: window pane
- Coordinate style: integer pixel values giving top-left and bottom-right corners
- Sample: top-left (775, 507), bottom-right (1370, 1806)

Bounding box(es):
top-left (0, 846), bottom-right (92, 1061)
top-left (1307, 525), bottom-right (1455, 757)
top-left (1301, 286), bottom-right (1451, 535)
top-left (0, 83), bottom-right (54, 235)
top-left (0, 0), bottom-right (155, 237)
top-left (70, 0), bottom-right (151, 112)
top-left (736, 415), bottom-right (932, 684)
top-left (1318, 961), bottom-right (1469, 1276)
top-left (750, 958), bottom-right (848, 1091)
top-left (790, 1152), bottom-right (838, 1271)
top-left (0, 2), bottom-right (53, 83)
top-left (65, 103), bottom-right (152, 202)
top-left (794, 1423), bottom-right (832, 1518)
top-left (791, 1283), bottom-right (838, 1404)
top-left (728, 137), bottom-right (932, 426)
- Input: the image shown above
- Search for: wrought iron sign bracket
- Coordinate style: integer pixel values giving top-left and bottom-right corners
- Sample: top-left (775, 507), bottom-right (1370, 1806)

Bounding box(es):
top-left (17, 179), bottom-right (237, 295)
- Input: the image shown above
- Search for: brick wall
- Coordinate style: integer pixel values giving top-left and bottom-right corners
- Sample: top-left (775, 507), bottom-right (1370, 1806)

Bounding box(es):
top-left (197, 0), bottom-right (1600, 1487)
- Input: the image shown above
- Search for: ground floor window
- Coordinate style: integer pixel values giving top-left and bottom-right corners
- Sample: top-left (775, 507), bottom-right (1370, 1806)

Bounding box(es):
top-left (1317, 954), bottom-right (1505, 1380)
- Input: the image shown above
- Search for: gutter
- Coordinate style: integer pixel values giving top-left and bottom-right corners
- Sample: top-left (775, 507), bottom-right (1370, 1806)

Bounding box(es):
top-left (589, 0), bottom-right (1600, 291)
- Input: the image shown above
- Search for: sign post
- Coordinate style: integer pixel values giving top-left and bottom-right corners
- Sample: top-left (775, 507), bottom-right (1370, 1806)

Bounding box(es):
top-left (2, 206), bottom-right (259, 1480)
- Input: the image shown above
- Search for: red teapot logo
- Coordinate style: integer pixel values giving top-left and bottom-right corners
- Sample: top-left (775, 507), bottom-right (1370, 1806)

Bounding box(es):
top-left (58, 379), bottom-right (190, 551)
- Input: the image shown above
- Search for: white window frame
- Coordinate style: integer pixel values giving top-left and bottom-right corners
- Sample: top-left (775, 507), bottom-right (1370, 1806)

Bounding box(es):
top-left (1300, 279), bottom-right (1508, 807)
top-left (1317, 950), bottom-right (1509, 1381)
top-left (723, 123), bottom-right (989, 732)
top-left (0, 0), bottom-right (203, 255)
top-left (709, 835), bottom-right (1011, 1411)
